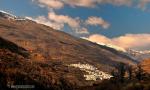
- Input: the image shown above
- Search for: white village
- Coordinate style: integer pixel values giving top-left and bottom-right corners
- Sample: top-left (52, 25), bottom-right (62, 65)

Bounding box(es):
top-left (68, 63), bottom-right (113, 81)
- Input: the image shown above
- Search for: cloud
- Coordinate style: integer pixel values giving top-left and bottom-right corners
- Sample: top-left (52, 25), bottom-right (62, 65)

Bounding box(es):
top-left (63, 0), bottom-right (132, 8)
top-left (26, 11), bottom-right (90, 34)
top-left (33, 0), bottom-right (150, 10)
top-left (48, 12), bottom-right (80, 28)
top-left (27, 10), bottom-right (110, 34)
top-left (85, 34), bottom-right (111, 44)
top-left (32, 0), bottom-right (132, 9)
top-left (63, 0), bottom-right (96, 7)
top-left (75, 27), bottom-right (89, 34)
top-left (138, 0), bottom-right (150, 10)
top-left (85, 16), bottom-right (110, 29)
top-left (48, 12), bottom-right (110, 30)
top-left (63, 0), bottom-right (150, 10)
top-left (28, 11), bottom-right (80, 30)
top-left (47, 12), bottom-right (110, 33)
top-left (26, 16), bottom-right (64, 30)
top-left (35, 0), bottom-right (64, 9)
top-left (48, 12), bottom-right (91, 34)
top-left (85, 34), bottom-right (150, 50)
top-left (97, 0), bottom-right (132, 6)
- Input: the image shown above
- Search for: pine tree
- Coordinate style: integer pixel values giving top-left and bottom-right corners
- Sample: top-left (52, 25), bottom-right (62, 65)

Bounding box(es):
top-left (136, 64), bottom-right (145, 81)
top-left (127, 65), bottom-right (133, 80)
top-left (117, 63), bottom-right (126, 83)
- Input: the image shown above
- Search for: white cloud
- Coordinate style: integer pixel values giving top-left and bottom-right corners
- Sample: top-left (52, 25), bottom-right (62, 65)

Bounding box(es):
top-left (85, 16), bottom-right (110, 29)
top-left (48, 12), bottom-right (80, 28)
top-left (85, 34), bottom-right (150, 50)
top-left (33, 0), bottom-right (150, 10)
top-left (35, 0), bottom-right (64, 9)
top-left (63, 0), bottom-right (132, 8)
top-left (27, 16), bottom-right (64, 30)
top-left (47, 12), bottom-right (110, 33)
top-left (27, 10), bottom-right (111, 34)
top-left (32, 0), bottom-right (132, 9)
top-left (63, 0), bottom-right (150, 10)
top-left (47, 12), bottom-right (92, 34)
top-left (97, 0), bottom-right (132, 6)
top-left (63, 0), bottom-right (96, 7)
top-left (75, 27), bottom-right (89, 34)
top-left (26, 11), bottom-right (90, 34)
top-left (27, 11), bottom-right (80, 30)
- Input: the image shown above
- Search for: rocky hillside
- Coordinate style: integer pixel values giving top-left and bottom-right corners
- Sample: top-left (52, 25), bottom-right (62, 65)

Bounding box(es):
top-left (0, 37), bottom-right (113, 90)
top-left (0, 37), bottom-right (29, 57)
top-left (141, 58), bottom-right (150, 74)
top-left (0, 38), bottom-right (82, 90)
top-left (0, 11), bottom-right (138, 89)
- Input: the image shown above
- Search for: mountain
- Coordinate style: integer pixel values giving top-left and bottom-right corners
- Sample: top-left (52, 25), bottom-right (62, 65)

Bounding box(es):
top-left (127, 49), bottom-right (150, 61)
top-left (0, 11), bottom-right (137, 89)
top-left (86, 40), bottom-right (150, 62)
top-left (0, 10), bottom-right (17, 19)
top-left (82, 41), bottom-right (137, 62)
top-left (79, 39), bottom-right (127, 53)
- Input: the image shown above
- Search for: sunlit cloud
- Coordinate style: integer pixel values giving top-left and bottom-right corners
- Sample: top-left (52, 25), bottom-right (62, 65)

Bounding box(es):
top-left (63, 0), bottom-right (96, 7)
top-left (63, 0), bottom-right (132, 7)
top-left (85, 34), bottom-right (150, 51)
top-left (26, 11), bottom-right (90, 34)
top-left (33, 0), bottom-right (150, 10)
top-left (35, 0), bottom-right (64, 9)
top-left (30, 0), bottom-right (150, 51)
top-left (75, 27), bottom-right (89, 34)
top-left (26, 16), bottom-right (64, 30)
top-left (48, 11), bottom-right (80, 28)
top-left (85, 16), bottom-right (110, 29)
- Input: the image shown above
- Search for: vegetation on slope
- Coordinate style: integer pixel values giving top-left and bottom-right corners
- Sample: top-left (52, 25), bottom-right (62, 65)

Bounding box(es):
top-left (0, 38), bottom-right (94, 90)
top-left (80, 63), bottom-right (150, 90)
top-left (141, 58), bottom-right (150, 74)
top-left (0, 37), bottom-right (29, 57)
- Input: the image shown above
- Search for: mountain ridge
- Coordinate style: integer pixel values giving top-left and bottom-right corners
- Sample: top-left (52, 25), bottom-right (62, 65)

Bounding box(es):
top-left (0, 10), bottom-right (139, 89)
top-left (0, 10), bottom-right (137, 68)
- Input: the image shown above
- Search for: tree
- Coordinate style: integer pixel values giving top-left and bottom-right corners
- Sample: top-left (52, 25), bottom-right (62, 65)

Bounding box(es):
top-left (117, 63), bottom-right (126, 83)
top-left (127, 65), bottom-right (133, 80)
top-left (111, 70), bottom-right (116, 77)
top-left (136, 64), bottom-right (145, 81)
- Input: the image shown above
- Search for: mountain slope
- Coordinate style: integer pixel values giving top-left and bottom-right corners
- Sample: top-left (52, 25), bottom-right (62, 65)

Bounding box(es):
top-left (0, 37), bottom-right (113, 90)
top-left (0, 37), bottom-right (29, 57)
top-left (0, 11), bottom-right (137, 70)
top-left (0, 11), bottom-right (138, 89)
top-left (0, 38), bottom-right (83, 90)
top-left (141, 58), bottom-right (150, 74)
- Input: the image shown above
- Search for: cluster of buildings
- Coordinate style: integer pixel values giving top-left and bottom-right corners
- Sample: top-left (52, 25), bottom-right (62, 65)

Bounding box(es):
top-left (68, 63), bottom-right (113, 81)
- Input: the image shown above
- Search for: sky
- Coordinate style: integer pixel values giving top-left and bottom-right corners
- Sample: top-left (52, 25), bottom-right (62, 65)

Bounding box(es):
top-left (0, 0), bottom-right (150, 51)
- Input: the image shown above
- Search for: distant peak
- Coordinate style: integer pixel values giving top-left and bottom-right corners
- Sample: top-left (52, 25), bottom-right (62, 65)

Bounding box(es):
top-left (82, 37), bottom-right (126, 52)
top-left (0, 10), bottom-right (50, 26)
top-left (127, 49), bottom-right (150, 55)
top-left (0, 10), bottom-right (29, 21)
top-left (97, 42), bottom-right (126, 52)
top-left (0, 10), bottom-right (17, 19)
